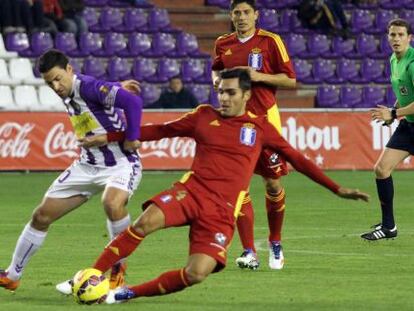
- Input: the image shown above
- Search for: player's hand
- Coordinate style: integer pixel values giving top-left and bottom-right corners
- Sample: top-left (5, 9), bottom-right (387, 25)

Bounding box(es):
top-left (121, 79), bottom-right (141, 95)
top-left (371, 105), bottom-right (393, 123)
top-left (123, 140), bottom-right (141, 152)
top-left (336, 187), bottom-right (370, 202)
top-left (78, 134), bottom-right (108, 148)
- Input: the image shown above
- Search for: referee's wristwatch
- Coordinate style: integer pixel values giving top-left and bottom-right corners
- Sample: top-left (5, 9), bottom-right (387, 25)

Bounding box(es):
top-left (391, 107), bottom-right (398, 120)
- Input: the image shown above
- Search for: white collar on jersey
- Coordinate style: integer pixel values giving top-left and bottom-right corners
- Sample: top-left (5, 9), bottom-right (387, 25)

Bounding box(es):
top-left (237, 33), bottom-right (254, 43)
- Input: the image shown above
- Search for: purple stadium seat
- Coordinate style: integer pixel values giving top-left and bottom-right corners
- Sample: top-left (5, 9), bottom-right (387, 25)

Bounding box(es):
top-left (330, 58), bottom-right (359, 84)
top-left (284, 34), bottom-right (306, 57)
top-left (132, 58), bottom-right (157, 81)
top-left (118, 33), bottom-right (151, 57)
top-left (205, 0), bottom-right (230, 9)
top-left (79, 32), bottom-right (102, 56)
top-left (399, 10), bottom-right (414, 25)
top-left (144, 32), bottom-right (176, 57)
top-left (303, 34), bottom-right (330, 58)
top-left (149, 58), bottom-right (180, 83)
top-left (91, 7), bottom-right (123, 32)
top-left (193, 58), bottom-right (212, 84)
top-left (69, 58), bottom-right (82, 74)
top-left (258, 9), bottom-right (279, 32)
top-left (379, 0), bottom-right (411, 9)
top-left (140, 83), bottom-right (161, 107)
top-left (372, 34), bottom-right (393, 58)
top-left (350, 9), bottom-right (373, 34)
top-left (82, 57), bottom-right (106, 79)
top-left (368, 10), bottom-right (396, 34)
top-left (170, 32), bottom-right (199, 58)
top-left (375, 61), bottom-right (390, 84)
top-left (361, 86), bottom-right (385, 108)
top-left (385, 86), bottom-right (396, 107)
top-left (316, 85), bottom-right (340, 108)
top-left (278, 10), bottom-right (292, 33)
top-left (323, 37), bottom-right (355, 58)
top-left (94, 32), bottom-right (126, 57)
top-left (20, 32), bottom-right (53, 57)
top-left (84, 0), bottom-right (107, 7)
top-left (82, 7), bottom-right (99, 28)
top-left (340, 85), bottom-right (362, 108)
top-left (55, 32), bottom-right (86, 57)
top-left (360, 58), bottom-right (383, 83)
top-left (181, 59), bottom-right (205, 83)
top-left (5, 33), bottom-right (30, 54)
top-left (346, 34), bottom-right (378, 58)
top-left (189, 84), bottom-right (209, 104)
top-left (259, 0), bottom-right (299, 9)
top-left (292, 59), bottom-right (312, 82)
top-left (107, 57), bottom-right (131, 81)
top-left (115, 8), bottom-right (148, 33)
top-left (307, 59), bottom-right (335, 84)
top-left (148, 8), bottom-right (174, 32)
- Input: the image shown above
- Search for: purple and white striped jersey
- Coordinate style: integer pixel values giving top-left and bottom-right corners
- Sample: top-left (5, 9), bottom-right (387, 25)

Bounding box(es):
top-left (64, 74), bottom-right (143, 167)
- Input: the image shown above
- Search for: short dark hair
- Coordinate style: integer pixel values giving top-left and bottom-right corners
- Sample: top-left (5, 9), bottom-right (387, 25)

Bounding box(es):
top-left (169, 75), bottom-right (182, 82)
top-left (230, 0), bottom-right (257, 11)
top-left (387, 18), bottom-right (412, 35)
top-left (38, 49), bottom-right (69, 73)
top-left (220, 68), bottom-right (252, 91)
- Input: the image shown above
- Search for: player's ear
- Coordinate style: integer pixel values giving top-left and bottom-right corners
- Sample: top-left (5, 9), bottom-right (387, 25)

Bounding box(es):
top-left (254, 9), bottom-right (259, 22)
top-left (243, 90), bottom-right (251, 102)
top-left (66, 63), bottom-right (73, 74)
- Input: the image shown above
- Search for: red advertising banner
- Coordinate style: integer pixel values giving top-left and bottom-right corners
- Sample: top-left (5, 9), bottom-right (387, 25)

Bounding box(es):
top-left (0, 111), bottom-right (412, 171)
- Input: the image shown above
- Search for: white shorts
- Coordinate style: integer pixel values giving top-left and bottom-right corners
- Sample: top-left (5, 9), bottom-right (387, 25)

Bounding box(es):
top-left (46, 160), bottom-right (142, 199)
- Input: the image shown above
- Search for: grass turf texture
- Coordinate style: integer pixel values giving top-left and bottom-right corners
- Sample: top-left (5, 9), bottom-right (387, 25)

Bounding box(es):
top-left (0, 171), bottom-right (413, 310)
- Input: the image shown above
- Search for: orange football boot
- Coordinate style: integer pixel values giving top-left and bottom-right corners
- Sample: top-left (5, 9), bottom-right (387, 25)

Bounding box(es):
top-left (109, 262), bottom-right (127, 289)
top-left (0, 270), bottom-right (20, 291)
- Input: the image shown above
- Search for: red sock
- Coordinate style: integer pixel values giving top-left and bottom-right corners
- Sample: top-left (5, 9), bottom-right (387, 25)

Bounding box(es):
top-left (236, 194), bottom-right (256, 252)
top-left (130, 268), bottom-right (191, 297)
top-left (93, 226), bottom-right (144, 273)
top-left (266, 189), bottom-right (286, 242)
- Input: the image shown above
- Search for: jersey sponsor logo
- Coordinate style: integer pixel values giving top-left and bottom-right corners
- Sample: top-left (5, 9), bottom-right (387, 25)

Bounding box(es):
top-left (240, 124), bottom-right (256, 146)
top-left (248, 48), bottom-right (263, 70)
top-left (160, 194), bottom-right (173, 203)
top-left (215, 232), bottom-right (227, 246)
top-left (209, 120), bottom-right (220, 126)
top-left (269, 152), bottom-right (283, 168)
top-left (69, 112), bottom-right (100, 139)
top-left (399, 85), bottom-right (409, 96)
top-left (224, 48), bottom-right (232, 56)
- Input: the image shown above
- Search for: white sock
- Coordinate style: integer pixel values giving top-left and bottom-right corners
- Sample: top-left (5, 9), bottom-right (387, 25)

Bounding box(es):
top-left (7, 223), bottom-right (47, 281)
top-left (106, 214), bottom-right (131, 240)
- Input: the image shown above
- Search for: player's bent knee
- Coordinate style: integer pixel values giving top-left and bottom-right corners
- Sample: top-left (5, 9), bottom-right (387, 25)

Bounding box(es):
top-left (184, 267), bottom-right (209, 285)
top-left (265, 178), bottom-right (283, 193)
top-left (374, 163), bottom-right (391, 179)
top-left (31, 208), bottom-right (53, 229)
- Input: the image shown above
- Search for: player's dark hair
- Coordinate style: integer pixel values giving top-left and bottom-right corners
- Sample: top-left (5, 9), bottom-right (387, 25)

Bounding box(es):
top-left (220, 68), bottom-right (252, 91)
top-left (387, 18), bottom-right (412, 35)
top-left (38, 49), bottom-right (69, 73)
top-left (230, 0), bottom-right (257, 11)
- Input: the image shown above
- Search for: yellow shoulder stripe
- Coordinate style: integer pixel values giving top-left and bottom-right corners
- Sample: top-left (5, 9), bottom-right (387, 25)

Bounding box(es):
top-left (216, 32), bottom-right (235, 42)
top-left (258, 29), bottom-right (289, 63)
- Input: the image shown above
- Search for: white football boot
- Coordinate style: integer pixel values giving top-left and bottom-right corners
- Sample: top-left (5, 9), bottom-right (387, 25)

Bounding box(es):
top-left (55, 279), bottom-right (73, 295)
top-left (268, 241), bottom-right (284, 270)
top-left (235, 249), bottom-right (260, 270)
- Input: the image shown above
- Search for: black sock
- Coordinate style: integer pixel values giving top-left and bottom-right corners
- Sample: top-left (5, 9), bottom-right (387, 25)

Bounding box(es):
top-left (376, 176), bottom-right (395, 229)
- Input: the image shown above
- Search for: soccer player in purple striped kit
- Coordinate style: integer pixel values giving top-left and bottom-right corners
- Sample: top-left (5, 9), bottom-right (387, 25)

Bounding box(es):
top-left (0, 49), bottom-right (142, 292)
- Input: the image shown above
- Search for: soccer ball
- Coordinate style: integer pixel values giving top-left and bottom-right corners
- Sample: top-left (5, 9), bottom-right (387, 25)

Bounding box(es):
top-left (72, 268), bottom-right (109, 305)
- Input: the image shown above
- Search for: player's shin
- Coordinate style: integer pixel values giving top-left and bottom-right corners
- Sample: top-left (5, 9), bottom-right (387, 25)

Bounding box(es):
top-left (93, 226), bottom-right (144, 273)
top-left (266, 188), bottom-right (286, 242)
top-left (376, 177), bottom-right (395, 229)
top-left (236, 194), bottom-right (256, 252)
top-left (129, 268), bottom-right (192, 298)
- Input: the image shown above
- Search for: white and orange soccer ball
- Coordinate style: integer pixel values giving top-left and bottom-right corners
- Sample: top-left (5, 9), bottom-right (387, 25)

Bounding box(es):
top-left (72, 268), bottom-right (109, 304)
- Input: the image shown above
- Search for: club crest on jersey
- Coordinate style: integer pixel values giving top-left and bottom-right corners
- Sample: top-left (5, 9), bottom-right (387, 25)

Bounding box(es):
top-left (215, 232), bottom-right (227, 246)
top-left (399, 85), bottom-right (408, 96)
top-left (248, 48), bottom-right (263, 70)
top-left (240, 123), bottom-right (256, 146)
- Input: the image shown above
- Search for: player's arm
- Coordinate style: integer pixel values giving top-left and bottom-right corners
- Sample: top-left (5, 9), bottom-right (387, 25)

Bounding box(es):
top-left (263, 125), bottom-right (369, 201)
top-left (211, 39), bottom-right (225, 90)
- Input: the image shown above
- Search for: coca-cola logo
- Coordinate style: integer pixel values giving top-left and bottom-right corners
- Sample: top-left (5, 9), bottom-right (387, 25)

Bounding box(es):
top-left (44, 123), bottom-right (78, 158)
top-left (0, 122), bottom-right (34, 158)
top-left (140, 137), bottom-right (196, 159)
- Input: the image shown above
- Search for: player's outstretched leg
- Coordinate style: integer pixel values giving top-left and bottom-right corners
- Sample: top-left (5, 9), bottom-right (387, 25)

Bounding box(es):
top-left (360, 223), bottom-right (398, 241)
top-left (0, 270), bottom-right (20, 292)
top-left (235, 194), bottom-right (260, 270)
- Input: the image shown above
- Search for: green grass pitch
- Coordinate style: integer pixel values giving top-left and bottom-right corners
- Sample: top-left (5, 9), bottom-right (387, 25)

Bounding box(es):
top-left (0, 171), bottom-right (413, 310)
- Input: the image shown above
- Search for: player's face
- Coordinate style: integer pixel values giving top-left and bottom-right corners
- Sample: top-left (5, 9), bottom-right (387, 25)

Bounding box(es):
top-left (42, 64), bottom-right (74, 98)
top-left (169, 78), bottom-right (183, 93)
top-left (218, 77), bottom-right (251, 117)
top-left (230, 3), bottom-right (258, 36)
top-left (388, 25), bottom-right (412, 56)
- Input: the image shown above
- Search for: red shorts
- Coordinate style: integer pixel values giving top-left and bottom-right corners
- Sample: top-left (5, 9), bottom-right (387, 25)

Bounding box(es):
top-left (142, 182), bottom-right (235, 272)
top-left (254, 147), bottom-right (288, 179)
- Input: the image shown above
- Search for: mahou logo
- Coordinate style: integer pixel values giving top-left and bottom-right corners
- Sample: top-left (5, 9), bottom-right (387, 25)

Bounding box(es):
top-left (44, 123), bottom-right (78, 158)
top-left (140, 137), bottom-right (196, 159)
top-left (0, 122), bottom-right (34, 158)
top-left (281, 117), bottom-right (341, 151)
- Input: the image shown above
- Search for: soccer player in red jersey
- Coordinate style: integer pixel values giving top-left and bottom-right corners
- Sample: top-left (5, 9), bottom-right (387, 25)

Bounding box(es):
top-left (212, 0), bottom-right (296, 270)
top-left (75, 69), bottom-right (368, 303)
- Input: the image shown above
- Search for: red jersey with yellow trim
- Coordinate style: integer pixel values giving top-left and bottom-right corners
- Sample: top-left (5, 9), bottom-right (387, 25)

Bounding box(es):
top-left (212, 28), bottom-right (296, 116)
top-left (140, 105), bottom-right (339, 216)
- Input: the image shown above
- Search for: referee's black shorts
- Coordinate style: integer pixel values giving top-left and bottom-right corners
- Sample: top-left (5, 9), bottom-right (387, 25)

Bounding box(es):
top-left (386, 119), bottom-right (414, 155)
